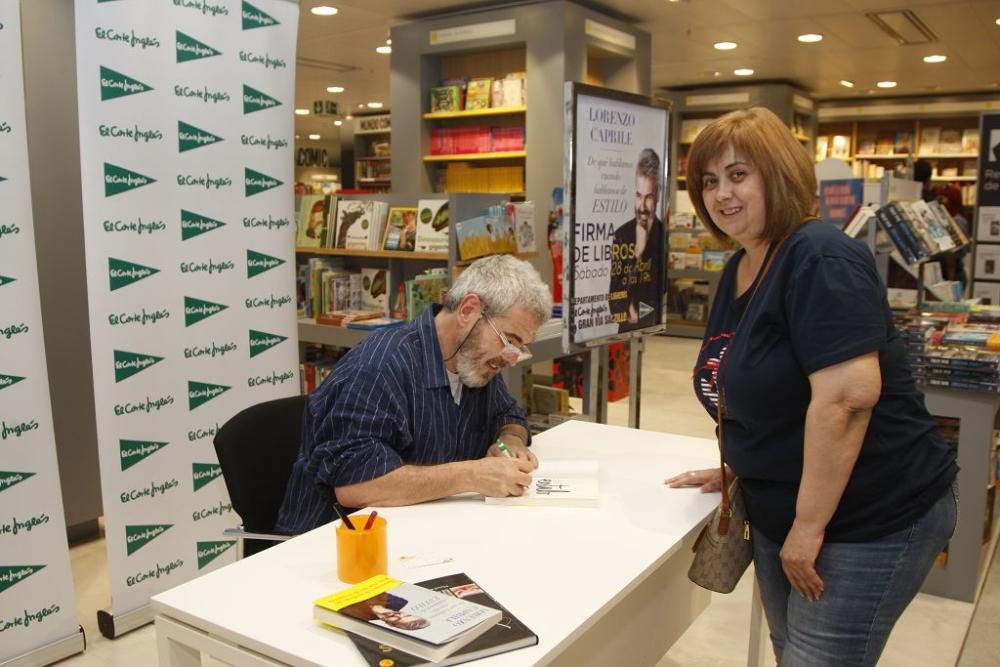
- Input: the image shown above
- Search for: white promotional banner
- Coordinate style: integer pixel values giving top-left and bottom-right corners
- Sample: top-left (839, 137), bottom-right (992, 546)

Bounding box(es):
top-left (565, 85), bottom-right (667, 346)
top-left (0, 2), bottom-right (85, 662)
top-left (74, 0), bottom-right (299, 623)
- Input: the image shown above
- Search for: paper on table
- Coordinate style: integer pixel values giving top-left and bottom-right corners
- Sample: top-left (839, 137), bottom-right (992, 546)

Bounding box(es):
top-left (485, 460), bottom-right (599, 508)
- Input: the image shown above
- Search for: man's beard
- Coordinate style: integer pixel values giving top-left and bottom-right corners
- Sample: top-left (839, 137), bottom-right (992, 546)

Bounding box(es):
top-left (454, 326), bottom-right (500, 388)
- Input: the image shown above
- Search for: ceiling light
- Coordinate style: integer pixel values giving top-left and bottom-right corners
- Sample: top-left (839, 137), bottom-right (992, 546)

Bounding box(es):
top-left (367, 102), bottom-right (383, 109)
top-left (996, 18), bottom-right (1000, 25)
top-left (839, 80), bottom-right (855, 88)
top-left (295, 108), bottom-right (310, 115)
top-left (310, 6), bottom-right (338, 16)
top-left (386, 39), bottom-right (392, 45)
top-left (376, 45), bottom-right (392, 54)
top-left (877, 80), bottom-right (897, 88)
top-left (923, 54), bottom-right (947, 63)
top-left (345, 114), bottom-right (353, 120)
top-left (334, 120), bottom-right (343, 126)
top-left (308, 134), bottom-right (321, 140)
top-left (713, 41), bottom-right (737, 50)
top-left (734, 68), bottom-right (754, 76)
top-left (713, 71), bottom-right (721, 77)
top-left (295, 135), bottom-right (299, 139)
top-left (797, 33), bottom-right (823, 43)
top-left (326, 86), bottom-right (345, 93)
top-left (357, 104), bottom-right (364, 109)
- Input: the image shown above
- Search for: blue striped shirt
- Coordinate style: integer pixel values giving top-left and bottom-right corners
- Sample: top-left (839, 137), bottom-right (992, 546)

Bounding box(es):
top-left (275, 307), bottom-right (528, 533)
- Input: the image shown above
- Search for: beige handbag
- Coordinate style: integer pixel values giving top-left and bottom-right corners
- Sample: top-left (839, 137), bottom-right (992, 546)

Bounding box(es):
top-left (687, 238), bottom-right (785, 594)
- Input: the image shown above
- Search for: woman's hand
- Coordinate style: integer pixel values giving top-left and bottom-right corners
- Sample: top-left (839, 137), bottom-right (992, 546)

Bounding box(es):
top-left (780, 519), bottom-right (826, 601)
top-left (664, 468), bottom-right (724, 493)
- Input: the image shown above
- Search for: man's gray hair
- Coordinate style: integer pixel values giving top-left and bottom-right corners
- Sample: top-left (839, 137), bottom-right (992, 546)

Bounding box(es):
top-left (446, 254), bottom-right (552, 324)
top-left (637, 148), bottom-right (661, 183)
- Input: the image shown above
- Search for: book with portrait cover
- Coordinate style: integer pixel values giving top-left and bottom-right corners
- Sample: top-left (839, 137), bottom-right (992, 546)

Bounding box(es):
top-left (345, 573), bottom-right (538, 666)
top-left (314, 575), bottom-right (501, 663)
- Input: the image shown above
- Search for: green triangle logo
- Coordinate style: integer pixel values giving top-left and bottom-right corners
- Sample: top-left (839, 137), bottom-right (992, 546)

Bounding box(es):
top-left (0, 176), bottom-right (6, 183)
top-left (242, 1), bottom-right (279, 29)
top-left (638, 301), bottom-right (654, 319)
top-left (119, 439), bottom-right (169, 471)
top-left (0, 374), bottom-right (26, 391)
top-left (114, 350), bottom-right (164, 382)
top-left (242, 84), bottom-right (281, 114)
top-left (99, 65), bottom-right (153, 101)
top-left (104, 162), bottom-right (156, 197)
top-left (184, 296), bottom-right (228, 327)
top-left (125, 524), bottom-right (173, 556)
top-left (245, 168), bottom-right (282, 196)
top-left (0, 565), bottom-right (45, 593)
top-left (248, 329), bottom-right (288, 358)
top-left (197, 540), bottom-right (236, 569)
top-left (180, 209), bottom-right (226, 240)
top-left (247, 249), bottom-right (285, 278)
top-left (188, 381), bottom-right (230, 410)
top-left (0, 471), bottom-right (35, 494)
top-left (192, 463), bottom-right (223, 491)
top-left (178, 121), bottom-right (224, 153)
top-left (176, 31), bottom-right (222, 63)
top-left (0, 275), bottom-right (14, 287)
top-left (109, 257), bottom-right (159, 291)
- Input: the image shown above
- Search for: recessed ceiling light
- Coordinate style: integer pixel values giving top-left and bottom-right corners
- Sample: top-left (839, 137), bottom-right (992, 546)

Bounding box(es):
top-left (308, 134), bottom-right (321, 140)
top-left (326, 86), bottom-right (345, 93)
top-left (295, 135), bottom-right (299, 139)
top-left (357, 104), bottom-right (364, 109)
top-left (386, 39), bottom-right (392, 45)
top-left (923, 54), bottom-right (947, 63)
top-left (311, 6), bottom-right (338, 16)
top-left (839, 80), bottom-right (855, 88)
top-left (334, 120), bottom-right (343, 126)
top-left (713, 41), bottom-right (737, 50)
top-left (295, 108), bottom-right (310, 115)
top-left (797, 33), bottom-right (823, 43)
top-left (996, 17), bottom-right (1000, 25)
top-left (367, 102), bottom-right (383, 109)
top-left (713, 71), bottom-right (721, 77)
top-left (734, 68), bottom-right (754, 76)
top-left (877, 80), bottom-right (897, 88)
top-left (345, 114), bottom-right (353, 120)
top-left (376, 45), bottom-right (392, 54)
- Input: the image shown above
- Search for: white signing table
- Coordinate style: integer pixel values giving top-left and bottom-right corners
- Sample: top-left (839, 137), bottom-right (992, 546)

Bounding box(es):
top-left (152, 421), bottom-right (720, 666)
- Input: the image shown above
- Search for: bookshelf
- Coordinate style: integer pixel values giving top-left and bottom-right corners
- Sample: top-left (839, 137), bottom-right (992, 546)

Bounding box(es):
top-left (353, 114), bottom-right (391, 192)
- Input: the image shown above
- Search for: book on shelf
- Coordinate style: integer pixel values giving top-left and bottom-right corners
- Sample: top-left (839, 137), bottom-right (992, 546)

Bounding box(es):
top-left (500, 72), bottom-right (525, 107)
top-left (340, 200), bottom-right (389, 251)
top-left (874, 133), bottom-right (894, 155)
top-left (961, 128), bottom-right (979, 153)
top-left (297, 194), bottom-right (332, 248)
top-left (361, 268), bottom-right (389, 316)
top-left (430, 85), bottom-right (463, 113)
top-left (830, 135), bottom-right (852, 159)
top-left (485, 459), bottom-right (600, 508)
top-left (702, 250), bottom-right (727, 271)
top-left (465, 78), bottom-right (492, 110)
top-left (920, 126), bottom-right (941, 154)
top-left (908, 200), bottom-right (956, 253)
top-left (855, 137), bottom-right (875, 156)
top-left (405, 271), bottom-right (448, 321)
top-left (894, 131), bottom-right (913, 155)
top-left (843, 205), bottom-right (877, 239)
top-left (382, 207), bottom-right (418, 252)
top-left (508, 201), bottom-right (537, 253)
top-left (345, 572), bottom-right (537, 667)
top-left (316, 309), bottom-right (384, 327)
top-left (939, 129), bottom-right (962, 153)
top-left (314, 574), bottom-right (501, 663)
top-left (414, 199), bottom-right (450, 253)
top-left (874, 204), bottom-right (922, 265)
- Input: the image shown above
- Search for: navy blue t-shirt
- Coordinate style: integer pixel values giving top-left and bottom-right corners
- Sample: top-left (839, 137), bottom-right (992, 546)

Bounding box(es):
top-left (693, 221), bottom-right (957, 543)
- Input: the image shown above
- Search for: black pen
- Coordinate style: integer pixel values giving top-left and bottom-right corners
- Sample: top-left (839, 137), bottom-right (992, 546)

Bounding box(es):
top-left (333, 502), bottom-right (356, 530)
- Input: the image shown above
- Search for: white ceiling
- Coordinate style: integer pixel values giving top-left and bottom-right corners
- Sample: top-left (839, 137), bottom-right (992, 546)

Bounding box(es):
top-left (294, 0), bottom-right (1000, 139)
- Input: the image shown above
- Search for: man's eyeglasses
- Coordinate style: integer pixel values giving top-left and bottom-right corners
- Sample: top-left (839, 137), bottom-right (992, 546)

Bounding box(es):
top-left (482, 314), bottom-right (532, 365)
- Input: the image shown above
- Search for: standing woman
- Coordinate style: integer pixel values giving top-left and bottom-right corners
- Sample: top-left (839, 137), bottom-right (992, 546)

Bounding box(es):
top-left (666, 107), bottom-right (957, 667)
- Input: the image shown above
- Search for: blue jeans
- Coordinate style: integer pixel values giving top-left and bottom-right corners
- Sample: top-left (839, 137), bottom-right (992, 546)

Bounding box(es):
top-left (752, 484), bottom-right (957, 667)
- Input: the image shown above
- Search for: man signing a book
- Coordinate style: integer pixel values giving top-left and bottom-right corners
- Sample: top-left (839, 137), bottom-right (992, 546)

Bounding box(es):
top-left (275, 255), bottom-right (552, 533)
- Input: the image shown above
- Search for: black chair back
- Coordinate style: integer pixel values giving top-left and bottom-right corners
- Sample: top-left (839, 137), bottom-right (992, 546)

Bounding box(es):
top-left (213, 394), bottom-right (307, 556)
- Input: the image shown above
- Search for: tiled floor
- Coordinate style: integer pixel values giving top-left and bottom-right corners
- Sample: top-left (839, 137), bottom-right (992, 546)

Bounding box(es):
top-left (59, 335), bottom-right (991, 666)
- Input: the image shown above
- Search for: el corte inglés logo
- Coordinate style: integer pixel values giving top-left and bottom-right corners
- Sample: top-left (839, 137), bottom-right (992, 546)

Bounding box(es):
top-left (108, 257), bottom-right (159, 291)
top-left (105, 163), bottom-right (156, 196)
top-left (0, 471), bottom-right (35, 494)
top-left (113, 350), bottom-right (165, 382)
top-left (242, 84), bottom-right (281, 114)
top-left (0, 275), bottom-right (15, 287)
top-left (244, 168), bottom-right (282, 196)
top-left (0, 374), bottom-right (26, 391)
top-left (178, 121), bottom-right (223, 153)
top-left (242, 1), bottom-right (279, 29)
top-left (248, 329), bottom-right (287, 358)
top-left (188, 381), bottom-right (230, 410)
top-left (180, 209), bottom-right (226, 240)
top-left (99, 66), bottom-right (153, 101)
top-left (246, 249), bottom-right (285, 278)
top-left (197, 540), bottom-right (236, 569)
top-left (119, 439), bottom-right (169, 471)
top-left (192, 463), bottom-right (222, 491)
top-left (125, 524), bottom-right (173, 556)
top-left (184, 296), bottom-right (228, 326)
top-left (0, 565), bottom-right (45, 593)
top-left (176, 30), bottom-right (222, 63)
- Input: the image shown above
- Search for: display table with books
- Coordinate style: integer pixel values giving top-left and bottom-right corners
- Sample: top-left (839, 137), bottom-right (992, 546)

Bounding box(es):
top-left (151, 421), bottom-right (720, 667)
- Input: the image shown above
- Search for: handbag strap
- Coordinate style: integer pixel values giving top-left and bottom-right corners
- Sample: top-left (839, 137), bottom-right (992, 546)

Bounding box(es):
top-left (714, 236), bottom-right (786, 535)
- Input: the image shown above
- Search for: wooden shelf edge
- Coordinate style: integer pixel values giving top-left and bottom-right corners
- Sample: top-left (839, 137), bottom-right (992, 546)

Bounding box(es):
top-left (295, 247), bottom-right (447, 260)
top-left (423, 106), bottom-right (527, 120)
top-left (423, 151), bottom-right (527, 162)
top-left (454, 251), bottom-right (539, 267)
